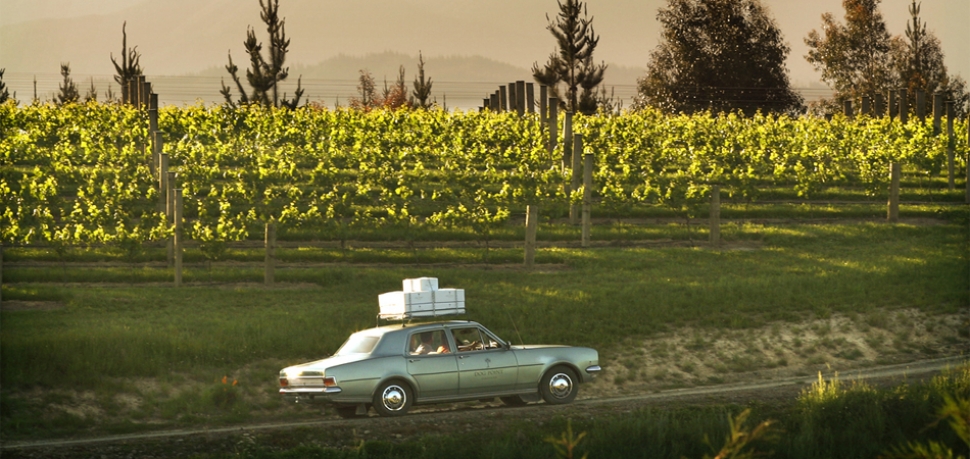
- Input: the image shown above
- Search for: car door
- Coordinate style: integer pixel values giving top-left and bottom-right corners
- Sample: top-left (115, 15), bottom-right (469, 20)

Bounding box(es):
top-left (405, 330), bottom-right (459, 399)
top-left (450, 326), bottom-right (518, 396)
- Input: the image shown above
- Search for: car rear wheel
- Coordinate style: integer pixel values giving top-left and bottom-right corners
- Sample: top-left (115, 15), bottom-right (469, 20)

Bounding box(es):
top-left (540, 366), bottom-right (578, 405)
top-left (372, 381), bottom-right (412, 417)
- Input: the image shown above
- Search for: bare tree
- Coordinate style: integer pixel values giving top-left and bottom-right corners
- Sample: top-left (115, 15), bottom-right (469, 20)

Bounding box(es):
top-left (110, 22), bottom-right (143, 97)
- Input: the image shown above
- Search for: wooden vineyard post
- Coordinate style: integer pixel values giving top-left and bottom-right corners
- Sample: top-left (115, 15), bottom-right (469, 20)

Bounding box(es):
top-left (861, 95), bottom-right (871, 116)
top-left (874, 93), bottom-right (885, 117)
top-left (548, 98), bottom-right (558, 157)
top-left (539, 86), bottom-right (548, 125)
top-left (562, 111), bottom-right (573, 192)
top-left (490, 93), bottom-right (499, 112)
top-left (524, 205), bottom-right (538, 268)
top-left (888, 90), bottom-right (897, 119)
top-left (946, 101), bottom-right (954, 190)
top-left (149, 94), bottom-right (158, 176)
top-left (158, 153), bottom-right (169, 212)
top-left (916, 89), bottom-right (926, 122)
top-left (508, 83), bottom-right (517, 113)
top-left (515, 81), bottom-right (525, 117)
top-left (526, 83), bottom-right (535, 114)
top-left (167, 171), bottom-right (176, 266)
top-left (265, 219), bottom-right (276, 285)
top-left (888, 163), bottom-right (901, 223)
top-left (174, 189), bottom-right (183, 287)
top-left (581, 151), bottom-right (593, 248)
top-left (500, 85), bottom-right (508, 112)
top-left (932, 92), bottom-right (943, 134)
top-left (710, 184), bottom-right (721, 246)
top-left (889, 89), bottom-right (906, 223)
top-left (843, 100), bottom-right (852, 119)
top-left (570, 134), bottom-right (583, 225)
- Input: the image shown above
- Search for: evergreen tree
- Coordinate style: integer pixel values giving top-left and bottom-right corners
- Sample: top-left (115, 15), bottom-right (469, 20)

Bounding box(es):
top-left (57, 64), bottom-right (79, 105)
top-left (411, 51), bottom-right (433, 109)
top-left (804, 0), bottom-right (894, 108)
top-left (635, 0), bottom-right (802, 115)
top-left (221, 0), bottom-right (304, 109)
top-left (84, 78), bottom-right (98, 103)
top-left (531, 0), bottom-right (607, 114)
top-left (0, 69), bottom-right (11, 104)
top-left (891, 1), bottom-right (968, 117)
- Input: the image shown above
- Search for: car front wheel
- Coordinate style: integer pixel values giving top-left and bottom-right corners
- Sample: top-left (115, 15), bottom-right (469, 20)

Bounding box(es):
top-left (372, 381), bottom-right (412, 417)
top-left (540, 366), bottom-right (578, 405)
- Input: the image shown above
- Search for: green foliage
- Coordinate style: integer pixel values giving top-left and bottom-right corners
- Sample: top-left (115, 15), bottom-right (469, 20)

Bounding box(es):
top-left (805, 0), bottom-right (895, 108)
top-left (2, 103), bottom-right (968, 252)
top-left (701, 409), bottom-right (777, 459)
top-left (56, 63), bottom-right (79, 105)
top-left (220, 0), bottom-right (304, 109)
top-left (532, 0), bottom-right (607, 114)
top-left (545, 419), bottom-right (589, 459)
top-left (636, 0), bottom-right (803, 115)
top-left (0, 68), bottom-right (11, 104)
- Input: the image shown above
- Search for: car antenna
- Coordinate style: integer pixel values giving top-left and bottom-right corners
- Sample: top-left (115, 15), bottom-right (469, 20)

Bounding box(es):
top-left (505, 308), bottom-right (524, 346)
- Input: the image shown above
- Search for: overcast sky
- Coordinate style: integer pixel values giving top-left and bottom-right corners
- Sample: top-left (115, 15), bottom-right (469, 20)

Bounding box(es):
top-left (1, 0), bottom-right (967, 106)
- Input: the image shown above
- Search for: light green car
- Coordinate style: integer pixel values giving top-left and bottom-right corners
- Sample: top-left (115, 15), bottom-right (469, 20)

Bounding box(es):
top-left (279, 320), bottom-right (601, 418)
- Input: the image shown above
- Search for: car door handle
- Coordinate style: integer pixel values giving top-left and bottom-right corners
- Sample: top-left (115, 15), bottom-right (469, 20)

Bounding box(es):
top-left (408, 359), bottom-right (418, 363)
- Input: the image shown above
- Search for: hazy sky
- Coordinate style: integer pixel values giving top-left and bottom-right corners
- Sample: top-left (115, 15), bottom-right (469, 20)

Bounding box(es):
top-left (1, 0), bottom-right (967, 106)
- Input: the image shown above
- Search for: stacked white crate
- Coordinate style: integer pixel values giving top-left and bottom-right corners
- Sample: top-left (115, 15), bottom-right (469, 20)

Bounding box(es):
top-left (378, 277), bottom-right (465, 320)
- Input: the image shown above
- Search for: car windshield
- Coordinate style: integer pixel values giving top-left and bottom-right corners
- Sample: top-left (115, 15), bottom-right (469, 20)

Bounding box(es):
top-left (334, 334), bottom-right (380, 356)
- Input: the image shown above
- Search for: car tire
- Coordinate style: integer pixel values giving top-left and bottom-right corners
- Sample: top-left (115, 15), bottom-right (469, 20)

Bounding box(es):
top-left (500, 395), bottom-right (529, 406)
top-left (335, 405), bottom-right (360, 419)
top-left (372, 380), bottom-right (412, 417)
top-left (540, 366), bottom-right (578, 405)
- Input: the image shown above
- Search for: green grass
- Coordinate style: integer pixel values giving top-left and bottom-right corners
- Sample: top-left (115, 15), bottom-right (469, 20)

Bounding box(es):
top-left (71, 365), bottom-right (970, 459)
top-left (2, 222), bottom-right (966, 391)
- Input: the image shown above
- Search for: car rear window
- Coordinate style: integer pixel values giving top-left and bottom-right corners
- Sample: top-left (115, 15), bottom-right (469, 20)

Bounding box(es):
top-left (335, 334), bottom-right (380, 355)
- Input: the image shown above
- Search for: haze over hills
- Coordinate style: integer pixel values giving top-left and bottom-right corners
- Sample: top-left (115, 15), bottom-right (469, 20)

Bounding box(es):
top-left (1, 0), bottom-right (967, 107)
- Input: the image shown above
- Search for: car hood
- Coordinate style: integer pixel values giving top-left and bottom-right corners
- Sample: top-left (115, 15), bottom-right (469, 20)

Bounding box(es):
top-left (282, 353), bottom-right (372, 375)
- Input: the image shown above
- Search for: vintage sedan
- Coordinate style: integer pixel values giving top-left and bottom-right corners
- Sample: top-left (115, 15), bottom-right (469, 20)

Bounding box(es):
top-left (279, 320), bottom-right (601, 417)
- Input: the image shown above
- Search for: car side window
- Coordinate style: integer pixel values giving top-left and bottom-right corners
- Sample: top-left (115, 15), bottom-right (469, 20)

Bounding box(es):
top-left (451, 328), bottom-right (485, 352)
top-left (409, 330), bottom-right (451, 355)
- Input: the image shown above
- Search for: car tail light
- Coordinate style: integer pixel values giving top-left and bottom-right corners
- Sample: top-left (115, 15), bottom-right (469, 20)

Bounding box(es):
top-left (323, 377), bottom-right (337, 387)
top-left (279, 378), bottom-right (288, 387)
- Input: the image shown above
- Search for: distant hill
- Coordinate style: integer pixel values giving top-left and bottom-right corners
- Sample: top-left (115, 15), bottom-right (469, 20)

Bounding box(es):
top-left (187, 52), bottom-right (643, 109)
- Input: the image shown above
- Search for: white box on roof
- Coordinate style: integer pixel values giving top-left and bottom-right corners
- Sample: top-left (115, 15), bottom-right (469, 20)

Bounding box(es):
top-left (378, 291), bottom-right (432, 313)
top-left (380, 280), bottom-right (466, 320)
top-left (403, 277), bottom-right (438, 292)
top-left (432, 288), bottom-right (464, 303)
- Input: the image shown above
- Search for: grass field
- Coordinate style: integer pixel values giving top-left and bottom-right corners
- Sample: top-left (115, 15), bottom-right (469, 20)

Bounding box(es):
top-left (1, 219), bottom-right (968, 445)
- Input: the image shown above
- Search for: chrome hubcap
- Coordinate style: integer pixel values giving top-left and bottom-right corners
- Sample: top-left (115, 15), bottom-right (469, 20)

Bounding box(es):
top-left (548, 373), bottom-right (573, 399)
top-left (382, 385), bottom-right (406, 411)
